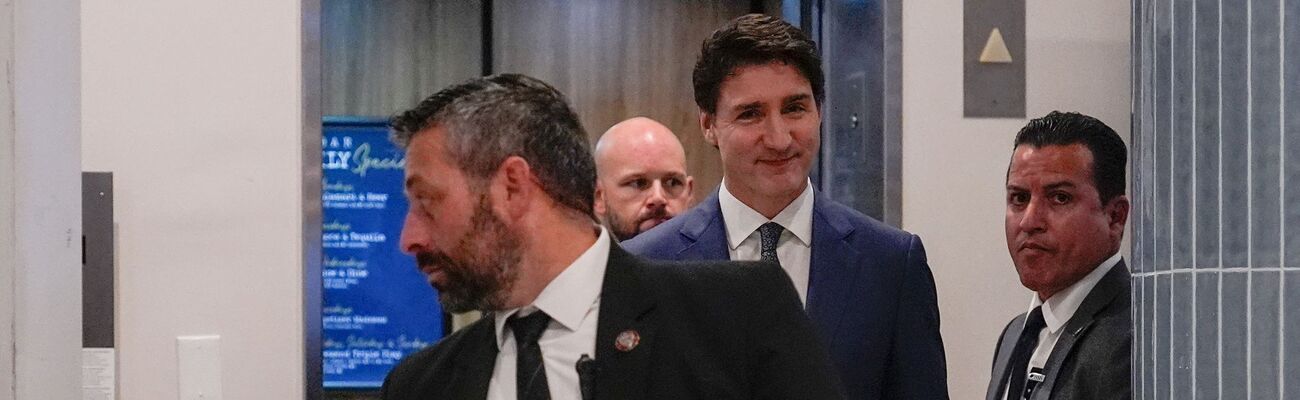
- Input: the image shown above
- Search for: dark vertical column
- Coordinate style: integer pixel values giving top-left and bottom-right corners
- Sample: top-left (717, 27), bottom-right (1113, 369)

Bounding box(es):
top-left (81, 172), bottom-right (114, 349)
top-left (1192, 1), bottom-right (1222, 396)
top-left (1286, 0), bottom-right (1300, 270)
top-left (1248, 1), bottom-right (1284, 396)
top-left (1134, 2), bottom-right (1155, 396)
top-left (1220, 1), bottom-right (1252, 394)
top-left (1155, 274), bottom-right (1170, 400)
top-left (1221, 0), bottom-right (1250, 269)
top-left (819, 0), bottom-right (885, 220)
top-left (1170, 274), bottom-right (1193, 399)
top-left (1221, 273), bottom-right (1249, 399)
top-left (1153, 0), bottom-right (1171, 273)
top-left (1284, 1), bottom-right (1300, 397)
top-left (1143, 276), bottom-right (1156, 398)
top-left (1251, 271), bottom-right (1281, 399)
top-left (481, 0), bottom-right (492, 77)
top-left (1249, 0), bottom-right (1282, 270)
top-left (1284, 271), bottom-right (1299, 398)
top-left (1169, 1), bottom-right (1195, 395)
top-left (1194, 272), bottom-right (1220, 398)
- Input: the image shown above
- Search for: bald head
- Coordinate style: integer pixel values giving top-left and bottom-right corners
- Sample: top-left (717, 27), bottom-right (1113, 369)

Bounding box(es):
top-left (594, 117), bottom-right (695, 240)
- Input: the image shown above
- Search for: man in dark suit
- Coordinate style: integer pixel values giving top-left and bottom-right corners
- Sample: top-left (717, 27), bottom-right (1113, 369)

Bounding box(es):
top-left (986, 111), bottom-right (1131, 400)
top-left (382, 73), bottom-right (843, 400)
top-left (622, 14), bottom-right (948, 400)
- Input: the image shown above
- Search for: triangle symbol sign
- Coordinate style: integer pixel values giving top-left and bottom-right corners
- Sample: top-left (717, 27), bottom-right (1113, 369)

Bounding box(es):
top-left (979, 28), bottom-right (1013, 63)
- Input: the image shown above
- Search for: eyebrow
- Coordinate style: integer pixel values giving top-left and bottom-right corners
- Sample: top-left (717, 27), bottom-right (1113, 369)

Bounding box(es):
top-left (1005, 181), bottom-right (1077, 192)
top-left (784, 93), bottom-right (813, 104)
top-left (1043, 181), bottom-right (1078, 191)
top-left (619, 171), bottom-right (687, 181)
top-left (731, 101), bottom-right (763, 113)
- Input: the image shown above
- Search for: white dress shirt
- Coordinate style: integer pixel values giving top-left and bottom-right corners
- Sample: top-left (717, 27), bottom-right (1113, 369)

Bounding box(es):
top-left (486, 227), bottom-right (610, 400)
top-left (718, 178), bottom-right (814, 305)
top-left (1003, 251), bottom-right (1122, 400)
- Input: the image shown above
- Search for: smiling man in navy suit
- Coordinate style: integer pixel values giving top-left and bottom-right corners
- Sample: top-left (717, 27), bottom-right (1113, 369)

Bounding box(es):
top-left (381, 73), bottom-right (844, 400)
top-left (622, 14), bottom-right (949, 400)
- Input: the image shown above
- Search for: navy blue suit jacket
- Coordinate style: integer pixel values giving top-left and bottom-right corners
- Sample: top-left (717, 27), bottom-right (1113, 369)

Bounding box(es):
top-left (622, 191), bottom-right (949, 400)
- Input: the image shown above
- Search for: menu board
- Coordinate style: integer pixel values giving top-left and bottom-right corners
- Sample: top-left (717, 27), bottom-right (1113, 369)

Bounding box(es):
top-left (322, 118), bottom-right (444, 389)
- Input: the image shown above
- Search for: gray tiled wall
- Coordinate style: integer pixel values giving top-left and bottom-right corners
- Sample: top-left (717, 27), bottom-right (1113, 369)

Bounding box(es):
top-left (1132, 0), bottom-right (1300, 399)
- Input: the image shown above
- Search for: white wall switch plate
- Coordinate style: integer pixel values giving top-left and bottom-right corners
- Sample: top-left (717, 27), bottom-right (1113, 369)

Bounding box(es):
top-left (177, 335), bottom-right (223, 400)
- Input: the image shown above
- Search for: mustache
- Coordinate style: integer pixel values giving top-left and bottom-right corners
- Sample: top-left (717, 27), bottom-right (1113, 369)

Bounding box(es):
top-left (637, 207), bottom-right (670, 223)
top-left (416, 251), bottom-right (450, 269)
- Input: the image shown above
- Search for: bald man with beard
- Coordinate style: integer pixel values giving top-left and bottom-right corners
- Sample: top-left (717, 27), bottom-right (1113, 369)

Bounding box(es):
top-left (594, 117), bottom-right (695, 241)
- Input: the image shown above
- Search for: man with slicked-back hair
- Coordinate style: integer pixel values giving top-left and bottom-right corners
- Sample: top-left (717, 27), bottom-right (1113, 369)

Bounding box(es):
top-left (987, 111), bottom-right (1131, 400)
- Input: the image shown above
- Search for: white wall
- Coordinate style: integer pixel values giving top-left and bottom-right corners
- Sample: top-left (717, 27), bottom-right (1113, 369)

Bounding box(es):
top-left (1, 1), bottom-right (16, 394)
top-left (2, 0), bottom-right (85, 399)
top-left (80, 0), bottom-right (308, 398)
top-left (901, 1), bottom-right (1131, 397)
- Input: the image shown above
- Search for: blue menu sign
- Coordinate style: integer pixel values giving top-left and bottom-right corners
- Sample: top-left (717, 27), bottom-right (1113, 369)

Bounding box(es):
top-left (322, 117), bottom-right (443, 389)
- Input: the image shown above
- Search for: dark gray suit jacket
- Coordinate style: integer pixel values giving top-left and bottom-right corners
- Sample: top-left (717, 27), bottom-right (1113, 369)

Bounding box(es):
top-left (985, 261), bottom-right (1131, 400)
top-left (380, 244), bottom-right (845, 400)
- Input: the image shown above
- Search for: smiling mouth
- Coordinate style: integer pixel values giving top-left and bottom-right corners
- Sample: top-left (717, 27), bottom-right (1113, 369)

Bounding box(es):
top-left (758, 155), bottom-right (798, 166)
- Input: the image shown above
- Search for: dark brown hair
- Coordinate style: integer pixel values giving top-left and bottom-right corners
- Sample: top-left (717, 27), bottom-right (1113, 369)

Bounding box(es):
top-left (693, 13), bottom-right (824, 114)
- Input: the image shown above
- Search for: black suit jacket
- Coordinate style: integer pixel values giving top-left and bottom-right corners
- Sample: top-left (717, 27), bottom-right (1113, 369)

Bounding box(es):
top-left (985, 261), bottom-right (1132, 400)
top-left (381, 244), bottom-right (845, 400)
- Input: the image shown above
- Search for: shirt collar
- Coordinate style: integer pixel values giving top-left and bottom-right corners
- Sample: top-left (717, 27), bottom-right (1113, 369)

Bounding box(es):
top-left (493, 227), bottom-right (610, 349)
top-left (717, 177), bottom-right (815, 250)
top-left (1029, 251), bottom-right (1123, 333)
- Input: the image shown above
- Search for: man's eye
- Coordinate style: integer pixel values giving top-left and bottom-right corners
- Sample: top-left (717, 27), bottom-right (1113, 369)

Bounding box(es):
top-left (1008, 193), bottom-right (1029, 205)
top-left (1051, 192), bottom-right (1072, 204)
top-left (737, 110), bottom-right (761, 120)
top-left (626, 178), bottom-right (649, 190)
top-left (665, 178), bottom-right (682, 188)
top-left (784, 104), bottom-right (807, 114)
top-left (411, 198), bottom-right (434, 218)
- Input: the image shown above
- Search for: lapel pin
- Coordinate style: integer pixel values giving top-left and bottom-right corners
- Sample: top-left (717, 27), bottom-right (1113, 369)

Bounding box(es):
top-left (614, 330), bottom-right (640, 352)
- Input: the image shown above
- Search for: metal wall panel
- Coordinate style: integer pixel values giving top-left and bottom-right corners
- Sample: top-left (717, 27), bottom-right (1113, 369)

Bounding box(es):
top-left (1133, 1), bottom-right (1298, 397)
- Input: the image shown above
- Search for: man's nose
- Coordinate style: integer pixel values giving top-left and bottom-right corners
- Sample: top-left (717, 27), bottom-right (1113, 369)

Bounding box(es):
top-left (1017, 200), bottom-right (1048, 233)
top-left (399, 211), bottom-right (427, 255)
top-left (645, 181), bottom-right (668, 208)
top-left (762, 114), bottom-right (793, 150)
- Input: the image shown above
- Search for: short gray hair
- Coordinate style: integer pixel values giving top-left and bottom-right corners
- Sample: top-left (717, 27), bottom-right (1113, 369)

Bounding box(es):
top-left (390, 74), bottom-right (596, 219)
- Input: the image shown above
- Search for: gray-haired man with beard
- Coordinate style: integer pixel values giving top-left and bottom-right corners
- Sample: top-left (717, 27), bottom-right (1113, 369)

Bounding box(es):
top-left (381, 73), bottom-right (843, 400)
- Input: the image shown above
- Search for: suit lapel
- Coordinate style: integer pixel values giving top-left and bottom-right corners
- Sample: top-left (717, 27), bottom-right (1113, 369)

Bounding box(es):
top-left (446, 320), bottom-right (498, 399)
top-left (674, 193), bottom-right (730, 261)
top-left (1031, 260), bottom-right (1130, 400)
top-left (805, 195), bottom-right (860, 338)
top-left (986, 315), bottom-right (1027, 400)
top-left (594, 245), bottom-right (658, 400)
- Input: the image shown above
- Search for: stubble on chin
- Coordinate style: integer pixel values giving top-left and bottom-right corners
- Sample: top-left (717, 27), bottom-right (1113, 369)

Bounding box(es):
top-left (423, 196), bottom-right (525, 313)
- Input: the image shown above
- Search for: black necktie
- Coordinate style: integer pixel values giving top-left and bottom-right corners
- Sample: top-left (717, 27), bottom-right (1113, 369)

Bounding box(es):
top-left (508, 311), bottom-right (552, 400)
top-left (1005, 306), bottom-right (1046, 400)
top-left (758, 222), bottom-right (784, 266)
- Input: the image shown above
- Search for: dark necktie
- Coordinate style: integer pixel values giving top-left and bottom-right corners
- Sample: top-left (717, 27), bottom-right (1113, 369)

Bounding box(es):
top-left (507, 311), bottom-right (552, 400)
top-left (1005, 306), bottom-right (1046, 400)
top-left (758, 222), bottom-right (784, 266)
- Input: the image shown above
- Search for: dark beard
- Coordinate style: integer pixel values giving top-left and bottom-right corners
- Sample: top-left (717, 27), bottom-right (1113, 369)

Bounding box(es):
top-left (415, 195), bottom-right (522, 313)
top-left (604, 201), bottom-right (670, 241)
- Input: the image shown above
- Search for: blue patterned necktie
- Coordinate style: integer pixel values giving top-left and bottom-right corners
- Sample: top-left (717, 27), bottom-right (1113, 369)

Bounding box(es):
top-left (758, 222), bottom-right (784, 266)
